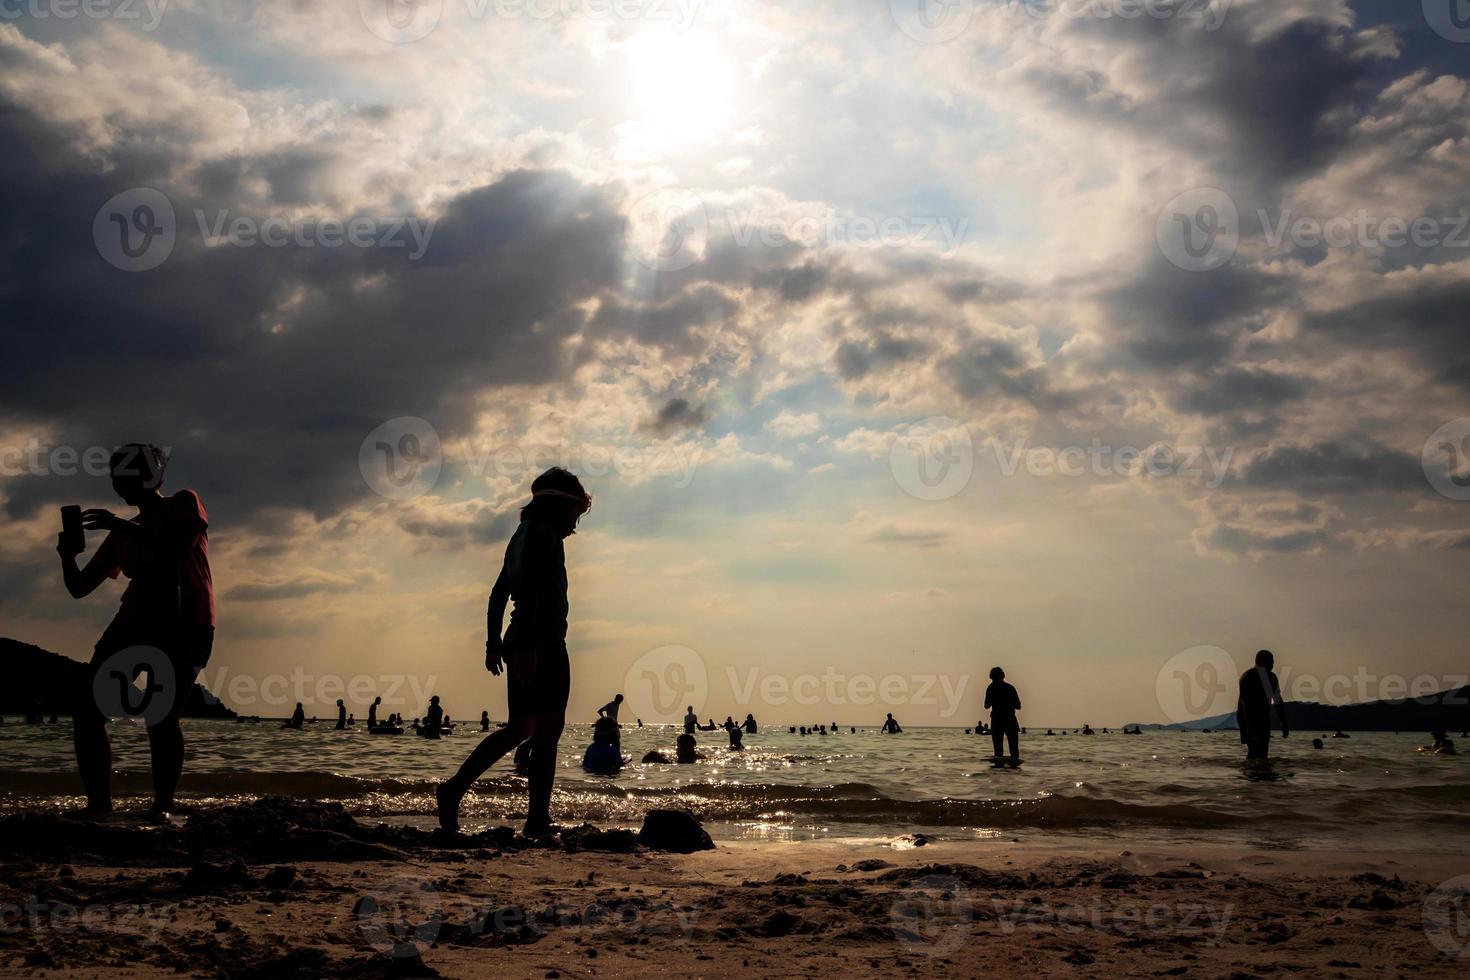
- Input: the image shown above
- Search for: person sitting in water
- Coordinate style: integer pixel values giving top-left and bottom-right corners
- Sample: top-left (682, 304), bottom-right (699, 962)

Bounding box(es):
top-left (881, 713), bottom-right (902, 734)
top-left (984, 667), bottom-right (1022, 762)
top-left (335, 699), bottom-right (347, 730)
top-left (675, 732), bottom-right (702, 764)
top-left (1312, 738), bottom-right (1324, 750)
top-left (1081, 723), bottom-right (1095, 735)
top-left (1422, 731), bottom-right (1457, 755)
top-left (683, 706), bottom-right (698, 735)
top-left (582, 716), bottom-right (624, 773)
top-left (1237, 649), bottom-right (1288, 760)
top-left (598, 694), bottom-right (623, 724)
top-left (728, 725), bottom-right (744, 750)
top-left (346, 713), bottom-right (355, 726)
top-left (1332, 730), bottom-right (1350, 739)
top-left (743, 713), bottom-right (758, 734)
top-left (480, 710), bottom-right (490, 732)
top-left (642, 749), bottom-right (671, 764)
top-left (284, 703), bottom-right (305, 729)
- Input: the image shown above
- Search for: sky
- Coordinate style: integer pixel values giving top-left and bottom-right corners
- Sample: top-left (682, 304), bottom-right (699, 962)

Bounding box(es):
top-left (1, 0), bottom-right (1468, 728)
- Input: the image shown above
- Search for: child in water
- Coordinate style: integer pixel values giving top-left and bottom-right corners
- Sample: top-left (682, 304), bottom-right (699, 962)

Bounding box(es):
top-left (436, 468), bottom-right (592, 836)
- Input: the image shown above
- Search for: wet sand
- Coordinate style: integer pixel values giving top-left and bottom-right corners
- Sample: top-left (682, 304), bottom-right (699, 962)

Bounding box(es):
top-left (1, 799), bottom-right (1466, 977)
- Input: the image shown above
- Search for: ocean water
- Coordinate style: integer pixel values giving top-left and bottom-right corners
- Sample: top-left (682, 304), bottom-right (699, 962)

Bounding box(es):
top-left (2, 721), bottom-right (1467, 852)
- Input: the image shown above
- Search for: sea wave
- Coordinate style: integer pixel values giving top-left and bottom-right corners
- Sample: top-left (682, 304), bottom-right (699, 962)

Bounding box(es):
top-left (0, 769), bottom-right (1305, 830)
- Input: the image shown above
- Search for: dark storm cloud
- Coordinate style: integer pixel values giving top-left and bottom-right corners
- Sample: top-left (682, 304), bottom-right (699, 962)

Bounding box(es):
top-left (643, 398), bottom-right (707, 436)
top-left (0, 99), bottom-right (637, 531)
top-left (1101, 259), bottom-right (1289, 372)
top-left (1173, 367), bottom-right (1309, 416)
top-left (939, 336), bottom-right (1072, 411)
top-left (1227, 440), bottom-right (1424, 495)
top-left (834, 332), bottom-right (930, 381)
top-left (1301, 280), bottom-right (1470, 391)
top-left (753, 260), bottom-right (827, 302)
top-left (1204, 523), bottom-right (1331, 555)
top-left (1022, 5), bottom-right (1396, 190)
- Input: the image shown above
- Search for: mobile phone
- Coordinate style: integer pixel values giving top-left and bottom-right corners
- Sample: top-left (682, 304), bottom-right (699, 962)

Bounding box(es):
top-left (60, 505), bottom-right (84, 553)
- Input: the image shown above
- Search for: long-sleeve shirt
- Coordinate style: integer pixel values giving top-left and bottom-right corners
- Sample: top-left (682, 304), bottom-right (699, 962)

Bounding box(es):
top-left (488, 520), bottom-right (568, 650)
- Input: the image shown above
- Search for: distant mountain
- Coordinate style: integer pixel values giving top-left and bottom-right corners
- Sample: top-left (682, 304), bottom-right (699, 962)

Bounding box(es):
top-left (0, 637), bottom-right (236, 719)
top-left (1131, 686), bottom-right (1470, 733)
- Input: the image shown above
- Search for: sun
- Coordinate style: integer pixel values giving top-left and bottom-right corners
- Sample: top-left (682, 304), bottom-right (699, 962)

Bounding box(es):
top-left (624, 30), bottom-right (736, 149)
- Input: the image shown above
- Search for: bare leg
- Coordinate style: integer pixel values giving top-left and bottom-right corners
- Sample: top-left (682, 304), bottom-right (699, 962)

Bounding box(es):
top-left (436, 719), bottom-right (532, 832)
top-left (523, 711), bottom-right (565, 835)
top-left (72, 698), bottom-right (112, 813)
top-left (1007, 726), bottom-right (1019, 760)
top-left (147, 717), bottom-right (185, 815)
top-left (990, 728), bottom-right (1003, 758)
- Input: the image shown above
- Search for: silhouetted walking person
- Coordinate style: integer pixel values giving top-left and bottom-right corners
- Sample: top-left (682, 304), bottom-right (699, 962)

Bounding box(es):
top-left (335, 699), bottom-right (347, 730)
top-left (1238, 649), bottom-right (1289, 760)
top-left (58, 445), bottom-right (215, 820)
top-left (984, 667), bottom-right (1022, 762)
top-left (436, 468), bottom-right (592, 836)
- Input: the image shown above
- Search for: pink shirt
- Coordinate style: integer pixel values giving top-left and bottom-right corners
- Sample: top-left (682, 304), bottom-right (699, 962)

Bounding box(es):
top-left (89, 490), bottom-right (215, 626)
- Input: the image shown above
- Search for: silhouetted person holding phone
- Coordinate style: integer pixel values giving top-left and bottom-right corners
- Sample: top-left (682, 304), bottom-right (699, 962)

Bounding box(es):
top-left (436, 468), bottom-right (592, 837)
top-left (58, 445), bottom-right (215, 820)
top-left (1238, 649), bottom-right (1289, 760)
top-left (984, 667), bottom-right (1022, 762)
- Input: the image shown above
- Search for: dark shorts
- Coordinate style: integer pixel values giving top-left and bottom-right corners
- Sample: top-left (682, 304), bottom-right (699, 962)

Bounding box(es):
top-left (507, 644), bottom-right (570, 720)
top-left (84, 619), bottom-right (215, 726)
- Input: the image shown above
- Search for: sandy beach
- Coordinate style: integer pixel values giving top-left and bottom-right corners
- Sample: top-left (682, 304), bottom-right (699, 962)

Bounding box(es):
top-left (3, 799), bottom-right (1467, 978)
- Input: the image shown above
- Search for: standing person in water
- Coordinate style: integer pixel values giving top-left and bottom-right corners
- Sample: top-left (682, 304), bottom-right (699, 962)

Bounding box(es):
top-left (1238, 649), bottom-right (1289, 760)
top-left (436, 468), bottom-right (592, 836)
top-left (57, 444), bottom-right (215, 821)
top-left (984, 667), bottom-right (1022, 762)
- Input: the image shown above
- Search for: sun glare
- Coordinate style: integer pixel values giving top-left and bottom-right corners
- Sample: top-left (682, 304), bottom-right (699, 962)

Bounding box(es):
top-left (624, 31), bottom-right (736, 148)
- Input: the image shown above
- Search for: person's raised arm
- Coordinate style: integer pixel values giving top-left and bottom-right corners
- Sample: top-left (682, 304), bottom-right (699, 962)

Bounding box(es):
top-left (58, 534), bottom-right (113, 599)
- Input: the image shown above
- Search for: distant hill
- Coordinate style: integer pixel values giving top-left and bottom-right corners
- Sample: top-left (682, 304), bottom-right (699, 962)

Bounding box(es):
top-left (0, 637), bottom-right (236, 719)
top-left (1131, 686), bottom-right (1470, 733)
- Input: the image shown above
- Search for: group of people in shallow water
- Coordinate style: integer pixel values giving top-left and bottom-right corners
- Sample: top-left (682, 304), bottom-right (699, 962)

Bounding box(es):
top-left (51, 451), bottom-right (1465, 834)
